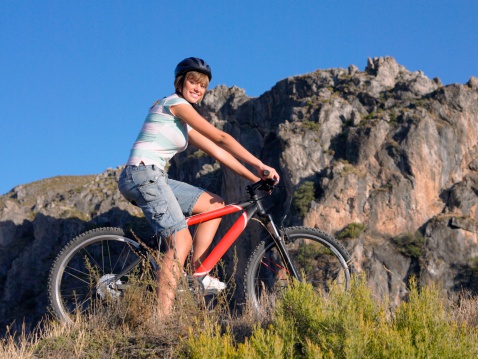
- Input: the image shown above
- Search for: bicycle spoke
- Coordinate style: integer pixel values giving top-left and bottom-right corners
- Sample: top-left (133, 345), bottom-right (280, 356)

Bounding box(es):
top-left (63, 267), bottom-right (92, 286)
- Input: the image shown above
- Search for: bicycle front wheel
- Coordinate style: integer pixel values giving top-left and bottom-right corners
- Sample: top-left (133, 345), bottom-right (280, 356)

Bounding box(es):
top-left (245, 226), bottom-right (352, 312)
top-left (48, 227), bottom-right (157, 323)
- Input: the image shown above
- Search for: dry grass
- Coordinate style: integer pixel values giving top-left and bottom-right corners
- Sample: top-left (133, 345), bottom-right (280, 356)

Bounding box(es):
top-left (0, 252), bottom-right (271, 358)
top-left (1, 276), bottom-right (478, 358)
top-left (452, 291), bottom-right (478, 327)
top-left (1, 280), bottom-right (228, 358)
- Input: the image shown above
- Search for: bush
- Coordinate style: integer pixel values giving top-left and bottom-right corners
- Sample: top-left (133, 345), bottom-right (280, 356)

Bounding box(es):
top-left (393, 231), bottom-right (425, 258)
top-left (293, 181), bottom-right (316, 218)
top-left (183, 277), bottom-right (478, 358)
top-left (337, 222), bottom-right (366, 239)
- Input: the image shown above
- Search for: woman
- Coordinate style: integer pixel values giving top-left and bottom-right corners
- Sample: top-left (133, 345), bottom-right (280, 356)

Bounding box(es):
top-left (118, 57), bottom-right (280, 316)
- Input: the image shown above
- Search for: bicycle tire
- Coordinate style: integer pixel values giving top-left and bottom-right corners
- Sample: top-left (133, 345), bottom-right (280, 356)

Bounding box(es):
top-left (244, 226), bottom-right (353, 312)
top-left (48, 227), bottom-right (157, 323)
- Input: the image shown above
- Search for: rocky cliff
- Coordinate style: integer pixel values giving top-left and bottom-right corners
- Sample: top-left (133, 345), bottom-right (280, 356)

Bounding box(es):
top-left (1, 57), bottom-right (477, 334)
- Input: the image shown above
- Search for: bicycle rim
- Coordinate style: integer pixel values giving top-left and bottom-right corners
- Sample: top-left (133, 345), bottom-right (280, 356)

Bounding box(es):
top-left (245, 226), bottom-right (352, 311)
top-left (49, 228), bottom-right (155, 323)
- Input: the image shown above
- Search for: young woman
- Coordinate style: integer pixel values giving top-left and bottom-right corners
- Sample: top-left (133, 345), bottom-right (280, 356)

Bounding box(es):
top-left (118, 57), bottom-right (280, 316)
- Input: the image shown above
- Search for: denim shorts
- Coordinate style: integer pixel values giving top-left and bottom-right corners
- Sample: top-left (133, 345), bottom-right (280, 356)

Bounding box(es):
top-left (118, 164), bottom-right (205, 238)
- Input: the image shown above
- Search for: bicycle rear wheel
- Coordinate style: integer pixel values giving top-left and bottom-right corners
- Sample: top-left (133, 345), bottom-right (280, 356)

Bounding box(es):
top-left (48, 227), bottom-right (157, 323)
top-left (245, 226), bottom-right (352, 312)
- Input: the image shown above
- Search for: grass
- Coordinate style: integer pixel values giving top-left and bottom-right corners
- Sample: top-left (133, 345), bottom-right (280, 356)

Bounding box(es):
top-left (1, 275), bottom-right (478, 358)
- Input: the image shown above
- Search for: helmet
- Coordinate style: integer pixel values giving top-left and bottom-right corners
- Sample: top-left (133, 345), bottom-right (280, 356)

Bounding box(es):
top-left (174, 57), bottom-right (212, 81)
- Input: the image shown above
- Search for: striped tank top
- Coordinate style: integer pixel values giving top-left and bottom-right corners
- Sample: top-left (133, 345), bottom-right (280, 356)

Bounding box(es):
top-left (126, 94), bottom-right (191, 170)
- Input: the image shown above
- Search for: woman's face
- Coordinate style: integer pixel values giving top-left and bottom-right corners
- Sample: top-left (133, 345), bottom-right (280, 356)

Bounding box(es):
top-left (181, 76), bottom-right (207, 104)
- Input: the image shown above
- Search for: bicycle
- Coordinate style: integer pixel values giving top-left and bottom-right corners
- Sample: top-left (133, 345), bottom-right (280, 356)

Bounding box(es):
top-left (48, 175), bottom-right (353, 323)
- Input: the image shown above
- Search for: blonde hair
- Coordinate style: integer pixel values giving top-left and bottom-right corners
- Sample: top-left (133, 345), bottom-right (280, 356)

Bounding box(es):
top-left (174, 71), bottom-right (210, 93)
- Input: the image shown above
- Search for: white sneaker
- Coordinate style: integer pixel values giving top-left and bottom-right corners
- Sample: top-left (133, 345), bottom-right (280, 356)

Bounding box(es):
top-left (202, 275), bottom-right (226, 295)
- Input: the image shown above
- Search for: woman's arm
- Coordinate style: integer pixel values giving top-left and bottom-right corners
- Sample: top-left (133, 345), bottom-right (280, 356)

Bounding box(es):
top-left (171, 103), bottom-right (280, 182)
top-left (188, 129), bottom-right (260, 183)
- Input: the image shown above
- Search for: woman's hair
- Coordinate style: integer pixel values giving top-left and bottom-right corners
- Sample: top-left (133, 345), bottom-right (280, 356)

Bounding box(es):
top-left (174, 71), bottom-right (210, 93)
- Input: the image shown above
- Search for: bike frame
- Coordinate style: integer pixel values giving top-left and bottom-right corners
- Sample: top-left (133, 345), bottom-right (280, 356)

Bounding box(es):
top-left (186, 194), bottom-right (299, 280)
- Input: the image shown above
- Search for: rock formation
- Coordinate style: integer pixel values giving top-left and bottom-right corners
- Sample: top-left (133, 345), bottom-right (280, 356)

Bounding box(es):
top-left (1, 57), bottom-right (477, 334)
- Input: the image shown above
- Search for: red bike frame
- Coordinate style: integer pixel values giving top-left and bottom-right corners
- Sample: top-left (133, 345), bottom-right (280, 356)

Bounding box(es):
top-left (186, 200), bottom-right (259, 277)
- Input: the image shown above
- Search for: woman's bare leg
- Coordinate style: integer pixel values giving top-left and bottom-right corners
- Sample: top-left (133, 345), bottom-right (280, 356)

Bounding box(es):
top-left (156, 228), bottom-right (192, 317)
top-left (156, 192), bottom-right (224, 316)
top-left (191, 191), bottom-right (225, 270)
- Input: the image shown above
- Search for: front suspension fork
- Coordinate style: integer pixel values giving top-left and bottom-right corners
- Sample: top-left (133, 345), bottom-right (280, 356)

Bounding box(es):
top-left (264, 216), bottom-right (300, 280)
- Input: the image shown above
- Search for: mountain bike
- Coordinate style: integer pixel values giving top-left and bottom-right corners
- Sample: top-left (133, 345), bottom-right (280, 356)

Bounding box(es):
top-left (48, 175), bottom-right (353, 323)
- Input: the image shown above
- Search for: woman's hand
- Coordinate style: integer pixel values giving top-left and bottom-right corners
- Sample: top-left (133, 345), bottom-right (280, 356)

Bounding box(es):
top-left (258, 165), bottom-right (280, 183)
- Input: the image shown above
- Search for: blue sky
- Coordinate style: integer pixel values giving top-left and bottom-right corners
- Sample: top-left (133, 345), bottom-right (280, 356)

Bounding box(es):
top-left (1, 0), bottom-right (477, 195)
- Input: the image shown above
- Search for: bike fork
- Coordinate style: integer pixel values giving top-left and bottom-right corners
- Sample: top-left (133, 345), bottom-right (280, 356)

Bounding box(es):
top-left (264, 216), bottom-right (300, 280)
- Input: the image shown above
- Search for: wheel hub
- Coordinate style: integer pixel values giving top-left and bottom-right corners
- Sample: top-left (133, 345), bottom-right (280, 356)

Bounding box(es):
top-left (96, 274), bottom-right (123, 299)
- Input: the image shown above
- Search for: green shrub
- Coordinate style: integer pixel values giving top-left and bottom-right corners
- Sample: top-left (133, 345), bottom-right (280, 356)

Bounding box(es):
top-left (392, 279), bottom-right (478, 357)
top-left (293, 181), bottom-right (316, 218)
top-left (337, 222), bottom-right (366, 239)
top-left (182, 277), bottom-right (478, 358)
top-left (237, 324), bottom-right (288, 359)
top-left (393, 231), bottom-right (425, 258)
top-left (181, 320), bottom-right (237, 359)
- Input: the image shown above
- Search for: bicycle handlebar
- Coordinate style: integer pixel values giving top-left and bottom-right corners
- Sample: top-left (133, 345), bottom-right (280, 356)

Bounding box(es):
top-left (245, 169), bottom-right (291, 227)
top-left (246, 170), bottom-right (277, 195)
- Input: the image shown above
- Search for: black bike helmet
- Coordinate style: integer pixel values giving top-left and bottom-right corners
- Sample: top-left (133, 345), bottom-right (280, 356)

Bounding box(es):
top-left (174, 57), bottom-right (212, 81)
